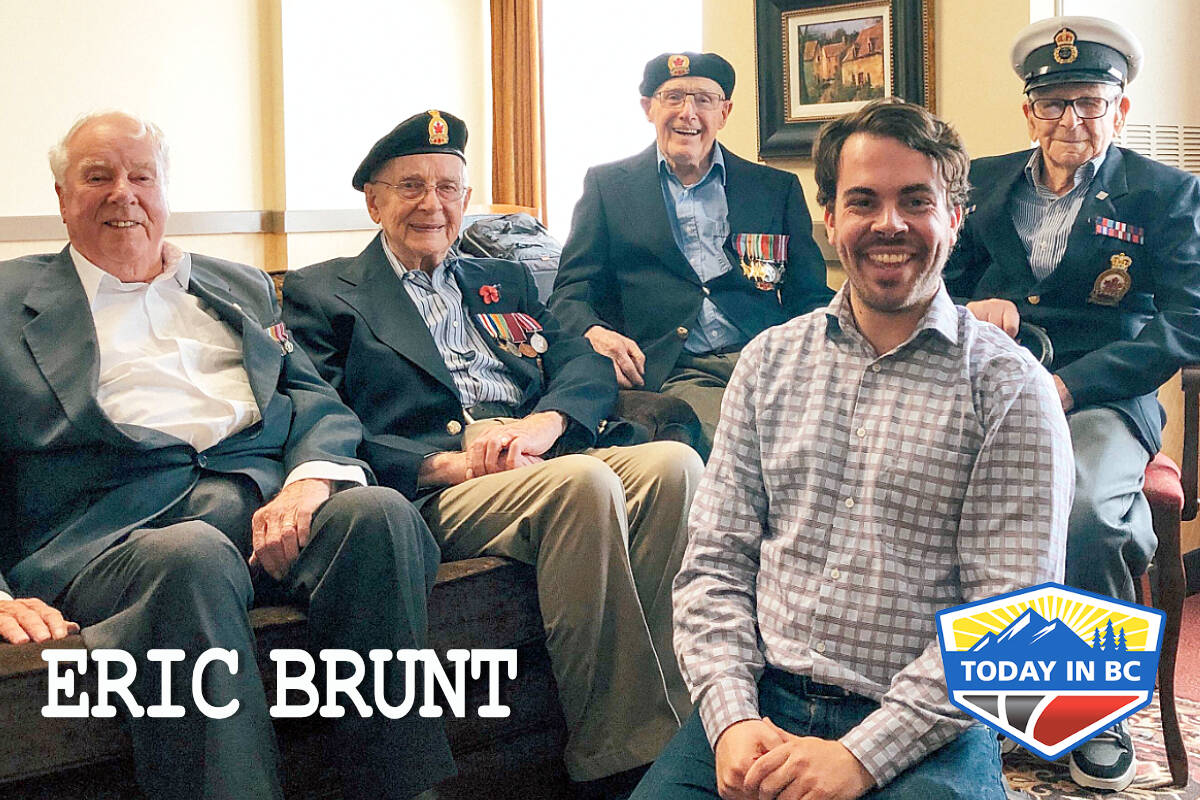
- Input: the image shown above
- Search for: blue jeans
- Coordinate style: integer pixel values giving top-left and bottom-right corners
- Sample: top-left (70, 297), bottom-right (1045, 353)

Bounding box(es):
top-left (631, 670), bottom-right (1005, 800)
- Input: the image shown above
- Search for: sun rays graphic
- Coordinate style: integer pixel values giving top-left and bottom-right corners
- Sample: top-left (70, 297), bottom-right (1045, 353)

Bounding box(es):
top-left (949, 595), bottom-right (1153, 652)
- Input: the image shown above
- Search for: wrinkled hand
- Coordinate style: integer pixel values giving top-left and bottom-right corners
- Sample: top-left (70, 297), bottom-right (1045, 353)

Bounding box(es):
top-left (249, 478), bottom-right (332, 579)
top-left (742, 718), bottom-right (874, 800)
top-left (418, 450), bottom-right (545, 488)
top-left (1053, 374), bottom-right (1074, 412)
top-left (0, 597), bottom-right (79, 644)
top-left (965, 298), bottom-right (1020, 338)
top-left (585, 326), bottom-right (646, 388)
top-left (714, 718), bottom-right (786, 800)
top-left (465, 412), bottom-right (563, 478)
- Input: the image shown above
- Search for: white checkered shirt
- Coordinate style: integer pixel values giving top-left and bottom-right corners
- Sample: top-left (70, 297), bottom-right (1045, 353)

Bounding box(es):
top-left (675, 284), bottom-right (1073, 786)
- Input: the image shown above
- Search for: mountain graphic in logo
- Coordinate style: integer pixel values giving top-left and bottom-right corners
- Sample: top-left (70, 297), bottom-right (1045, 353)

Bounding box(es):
top-left (937, 583), bottom-right (1164, 760)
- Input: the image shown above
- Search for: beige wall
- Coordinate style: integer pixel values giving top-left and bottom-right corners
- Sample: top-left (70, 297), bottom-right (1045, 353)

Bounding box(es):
top-left (0, 0), bottom-right (492, 268)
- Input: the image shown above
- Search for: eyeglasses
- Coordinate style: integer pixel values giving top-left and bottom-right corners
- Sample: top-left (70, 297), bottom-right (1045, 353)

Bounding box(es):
top-left (654, 89), bottom-right (726, 111)
top-left (1028, 96), bottom-right (1115, 120)
top-left (370, 179), bottom-right (467, 201)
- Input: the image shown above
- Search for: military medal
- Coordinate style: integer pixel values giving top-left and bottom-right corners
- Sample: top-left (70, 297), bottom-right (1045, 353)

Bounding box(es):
top-left (266, 321), bottom-right (294, 355)
top-left (1088, 252), bottom-right (1133, 306)
top-left (428, 109), bottom-right (450, 145)
top-left (475, 312), bottom-right (548, 357)
top-left (734, 233), bottom-right (789, 291)
top-left (1052, 27), bottom-right (1078, 64)
top-left (1093, 216), bottom-right (1145, 245)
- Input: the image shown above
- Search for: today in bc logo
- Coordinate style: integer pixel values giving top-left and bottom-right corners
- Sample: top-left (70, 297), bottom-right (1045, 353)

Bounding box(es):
top-left (936, 583), bottom-right (1164, 760)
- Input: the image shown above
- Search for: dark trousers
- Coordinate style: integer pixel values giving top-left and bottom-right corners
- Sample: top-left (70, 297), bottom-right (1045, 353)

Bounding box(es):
top-left (632, 669), bottom-right (1006, 800)
top-left (64, 475), bottom-right (454, 800)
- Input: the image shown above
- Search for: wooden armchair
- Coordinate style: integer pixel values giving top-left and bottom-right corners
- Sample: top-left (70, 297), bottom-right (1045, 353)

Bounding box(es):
top-left (1136, 365), bottom-right (1198, 787)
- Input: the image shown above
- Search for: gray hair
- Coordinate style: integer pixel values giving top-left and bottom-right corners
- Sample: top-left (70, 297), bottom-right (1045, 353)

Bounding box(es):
top-left (48, 110), bottom-right (170, 185)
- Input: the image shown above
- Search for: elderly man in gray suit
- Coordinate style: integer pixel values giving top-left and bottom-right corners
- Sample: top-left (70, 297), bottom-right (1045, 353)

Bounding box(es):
top-left (0, 112), bottom-right (453, 800)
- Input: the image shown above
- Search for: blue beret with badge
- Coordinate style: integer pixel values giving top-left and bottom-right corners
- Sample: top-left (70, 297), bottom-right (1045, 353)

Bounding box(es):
top-left (1011, 16), bottom-right (1142, 92)
top-left (352, 109), bottom-right (469, 191)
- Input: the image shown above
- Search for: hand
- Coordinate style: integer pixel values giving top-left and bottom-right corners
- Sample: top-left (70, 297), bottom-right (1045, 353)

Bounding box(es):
top-left (465, 412), bottom-right (563, 478)
top-left (249, 478), bottom-right (333, 579)
top-left (713, 718), bottom-right (786, 800)
top-left (418, 450), bottom-right (545, 487)
top-left (1053, 374), bottom-right (1074, 412)
top-left (585, 326), bottom-right (646, 388)
top-left (742, 718), bottom-right (874, 800)
top-left (0, 597), bottom-right (80, 644)
top-left (965, 298), bottom-right (1020, 338)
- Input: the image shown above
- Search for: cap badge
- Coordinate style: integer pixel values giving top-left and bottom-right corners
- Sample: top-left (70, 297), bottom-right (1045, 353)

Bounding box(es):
top-left (1053, 27), bottom-right (1079, 65)
top-left (1088, 252), bottom-right (1133, 306)
top-left (668, 54), bottom-right (690, 77)
top-left (428, 109), bottom-right (449, 146)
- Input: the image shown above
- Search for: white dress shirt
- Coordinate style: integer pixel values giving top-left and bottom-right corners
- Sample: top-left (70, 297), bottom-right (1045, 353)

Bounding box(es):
top-left (71, 243), bottom-right (364, 484)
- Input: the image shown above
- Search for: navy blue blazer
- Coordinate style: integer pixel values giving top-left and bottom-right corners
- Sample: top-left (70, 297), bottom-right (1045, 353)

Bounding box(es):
top-left (944, 145), bottom-right (1200, 454)
top-left (549, 143), bottom-right (832, 391)
top-left (0, 248), bottom-right (368, 601)
top-left (282, 234), bottom-right (617, 501)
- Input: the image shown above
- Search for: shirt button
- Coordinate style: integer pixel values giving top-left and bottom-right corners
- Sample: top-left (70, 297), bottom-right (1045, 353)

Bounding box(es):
top-left (844, 498), bottom-right (854, 509)
top-left (870, 364), bottom-right (881, 373)
top-left (676, 326), bottom-right (689, 339)
top-left (1028, 295), bottom-right (1040, 305)
top-left (856, 427), bottom-right (866, 438)
top-left (195, 453), bottom-right (208, 468)
top-left (702, 286), bottom-right (711, 296)
top-left (830, 568), bottom-right (841, 580)
top-left (453, 321), bottom-right (460, 326)
top-left (446, 420), bottom-right (463, 435)
top-left (815, 642), bottom-right (826, 654)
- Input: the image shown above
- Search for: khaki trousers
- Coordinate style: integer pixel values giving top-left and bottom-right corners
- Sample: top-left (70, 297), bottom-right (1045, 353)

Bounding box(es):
top-left (659, 351), bottom-right (740, 460)
top-left (420, 428), bottom-right (703, 781)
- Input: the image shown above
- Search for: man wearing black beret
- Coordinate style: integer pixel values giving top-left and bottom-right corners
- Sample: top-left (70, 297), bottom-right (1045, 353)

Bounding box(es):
top-left (283, 110), bottom-right (702, 797)
top-left (944, 16), bottom-right (1200, 791)
top-left (549, 51), bottom-right (833, 458)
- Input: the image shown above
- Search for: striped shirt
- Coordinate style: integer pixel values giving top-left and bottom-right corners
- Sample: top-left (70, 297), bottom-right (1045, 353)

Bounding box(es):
top-left (1011, 148), bottom-right (1106, 281)
top-left (381, 236), bottom-right (523, 407)
top-left (675, 285), bottom-right (1072, 786)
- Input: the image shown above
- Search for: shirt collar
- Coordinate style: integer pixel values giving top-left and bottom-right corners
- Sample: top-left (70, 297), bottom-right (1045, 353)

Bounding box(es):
top-left (825, 281), bottom-right (959, 348)
top-left (380, 232), bottom-right (454, 286)
top-left (656, 143), bottom-right (726, 187)
top-left (1025, 146), bottom-right (1107, 194)
top-left (70, 241), bottom-right (190, 307)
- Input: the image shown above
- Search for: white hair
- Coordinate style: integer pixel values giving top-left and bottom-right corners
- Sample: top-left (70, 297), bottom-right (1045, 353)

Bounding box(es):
top-left (48, 110), bottom-right (170, 185)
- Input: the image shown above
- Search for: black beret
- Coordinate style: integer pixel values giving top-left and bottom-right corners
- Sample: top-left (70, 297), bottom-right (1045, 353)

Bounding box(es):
top-left (352, 109), bottom-right (468, 191)
top-left (639, 52), bottom-right (735, 99)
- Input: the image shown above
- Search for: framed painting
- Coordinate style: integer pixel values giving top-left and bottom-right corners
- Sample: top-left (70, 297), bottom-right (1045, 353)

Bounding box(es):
top-left (755, 0), bottom-right (934, 158)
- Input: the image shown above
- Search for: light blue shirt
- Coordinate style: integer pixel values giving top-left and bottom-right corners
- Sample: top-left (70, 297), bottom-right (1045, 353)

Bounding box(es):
top-left (657, 146), bottom-right (745, 354)
top-left (381, 235), bottom-right (524, 408)
top-left (1011, 147), bottom-right (1107, 282)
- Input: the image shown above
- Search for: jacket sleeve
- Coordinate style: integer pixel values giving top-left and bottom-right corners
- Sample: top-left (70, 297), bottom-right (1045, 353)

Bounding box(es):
top-left (261, 270), bottom-right (368, 478)
top-left (780, 173), bottom-right (834, 316)
top-left (549, 167), bottom-right (623, 335)
top-left (1057, 175), bottom-right (1200, 407)
top-left (524, 262), bottom-right (619, 444)
top-left (942, 211), bottom-right (991, 304)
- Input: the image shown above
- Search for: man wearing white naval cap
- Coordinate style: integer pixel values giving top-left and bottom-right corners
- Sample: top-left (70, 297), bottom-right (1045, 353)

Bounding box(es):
top-left (945, 17), bottom-right (1200, 790)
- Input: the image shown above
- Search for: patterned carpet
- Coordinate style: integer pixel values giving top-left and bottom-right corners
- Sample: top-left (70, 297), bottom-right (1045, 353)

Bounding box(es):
top-left (1004, 695), bottom-right (1200, 799)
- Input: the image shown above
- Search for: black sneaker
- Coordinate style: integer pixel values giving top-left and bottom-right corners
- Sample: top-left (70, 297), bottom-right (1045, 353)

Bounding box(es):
top-left (1068, 721), bottom-right (1136, 791)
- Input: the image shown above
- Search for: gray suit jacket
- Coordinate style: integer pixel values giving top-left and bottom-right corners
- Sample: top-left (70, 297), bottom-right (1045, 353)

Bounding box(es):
top-left (0, 248), bottom-right (368, 601)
